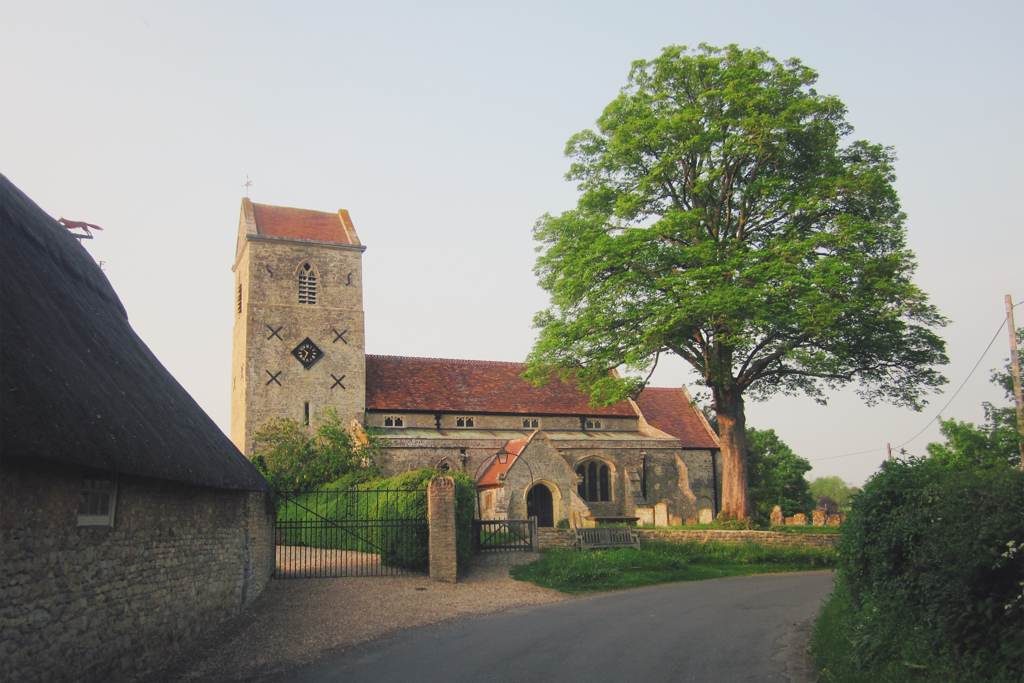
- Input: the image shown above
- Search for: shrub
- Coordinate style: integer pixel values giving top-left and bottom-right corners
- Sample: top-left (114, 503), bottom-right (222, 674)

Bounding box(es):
top-left (450, 471), bottom-right (476, 573)
top-left (252, 408), bottom-right (378, 492)
top-left (828, 457), bottom-right (1024, 681)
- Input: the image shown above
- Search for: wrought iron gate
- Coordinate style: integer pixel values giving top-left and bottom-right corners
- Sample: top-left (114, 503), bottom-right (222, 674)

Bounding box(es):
top-left (274, 487), bottom-right (428, 578)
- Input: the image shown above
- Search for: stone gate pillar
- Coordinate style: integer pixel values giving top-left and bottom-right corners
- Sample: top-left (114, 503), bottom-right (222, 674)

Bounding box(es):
top-left (428, 476), bottom-right (458, 583)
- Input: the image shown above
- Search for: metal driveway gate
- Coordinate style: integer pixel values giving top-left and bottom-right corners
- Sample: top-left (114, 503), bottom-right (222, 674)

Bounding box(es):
top-left (473, 518), bottom-right (537, 553)
top-left (274, 487), bottom-right (428, 578)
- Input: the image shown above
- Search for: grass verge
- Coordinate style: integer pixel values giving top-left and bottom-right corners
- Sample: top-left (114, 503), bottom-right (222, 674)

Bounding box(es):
top-left (509, 541), bottom-right (835, 593)
top-left (641, 523), bottom-right (841, 535)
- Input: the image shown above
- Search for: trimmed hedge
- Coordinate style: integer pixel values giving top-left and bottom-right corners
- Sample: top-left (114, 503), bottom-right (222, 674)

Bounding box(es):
top-left (814, 458), bottom-right (1024, 681)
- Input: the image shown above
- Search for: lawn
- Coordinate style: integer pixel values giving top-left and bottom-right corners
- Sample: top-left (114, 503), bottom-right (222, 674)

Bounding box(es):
top-left (510, 541), bottom-right (835, 593)
top-left (640, 523), bottom-right (841, 535)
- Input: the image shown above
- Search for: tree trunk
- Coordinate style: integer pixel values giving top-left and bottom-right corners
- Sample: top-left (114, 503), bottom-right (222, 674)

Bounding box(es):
top-left (713, 386), bottom-right (750, 520)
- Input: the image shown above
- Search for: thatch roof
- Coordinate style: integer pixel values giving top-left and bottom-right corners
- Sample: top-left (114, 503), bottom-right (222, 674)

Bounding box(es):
top-left (0, 174), bottom-right (267, 491)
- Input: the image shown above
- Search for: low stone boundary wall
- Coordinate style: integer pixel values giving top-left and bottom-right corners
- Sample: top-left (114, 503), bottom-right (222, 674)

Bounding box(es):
top-left (637, 528), bottom-right (839, 549)
top-left (536, 528), bottom-right (577, 550)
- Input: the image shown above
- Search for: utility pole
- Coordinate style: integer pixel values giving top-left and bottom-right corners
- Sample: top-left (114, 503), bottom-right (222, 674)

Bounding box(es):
top-left (1005, 295), bottom-right (1024, 471)
top-left (886, 442), bottom-right (893, 460)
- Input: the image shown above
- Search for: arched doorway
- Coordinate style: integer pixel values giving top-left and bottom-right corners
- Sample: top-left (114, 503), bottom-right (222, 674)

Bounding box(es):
top-left (526, 484), bottom-right (554, 527)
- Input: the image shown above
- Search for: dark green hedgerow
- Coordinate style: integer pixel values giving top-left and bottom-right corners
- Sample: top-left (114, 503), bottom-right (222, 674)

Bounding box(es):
top-left (510, 541), bottom-right (835, 593)
top-left (812, 458), bottom-right (1024, 682)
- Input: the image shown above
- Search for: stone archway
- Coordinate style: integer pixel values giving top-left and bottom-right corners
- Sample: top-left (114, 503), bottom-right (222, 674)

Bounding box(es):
top-left (526, 484), bottom-right (555, 527)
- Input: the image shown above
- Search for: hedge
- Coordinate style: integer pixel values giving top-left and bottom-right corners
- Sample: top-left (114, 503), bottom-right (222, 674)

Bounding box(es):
top-left (813, 457), bottom-right (1024, 681)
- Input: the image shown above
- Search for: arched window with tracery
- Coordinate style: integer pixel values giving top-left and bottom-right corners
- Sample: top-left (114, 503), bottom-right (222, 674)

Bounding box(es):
top-left (298, 262), bottom-right (318, 304)
top-left (576, 460), bottom-right (611, 502)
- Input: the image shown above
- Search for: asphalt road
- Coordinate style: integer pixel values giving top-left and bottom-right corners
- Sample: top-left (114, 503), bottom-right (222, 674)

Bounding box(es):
top-left (280, 571), bottom-right (834, 683)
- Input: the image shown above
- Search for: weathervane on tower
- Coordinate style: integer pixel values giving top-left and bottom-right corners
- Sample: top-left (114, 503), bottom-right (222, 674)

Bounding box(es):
top-left (242, 174), bottom-right (253, 197)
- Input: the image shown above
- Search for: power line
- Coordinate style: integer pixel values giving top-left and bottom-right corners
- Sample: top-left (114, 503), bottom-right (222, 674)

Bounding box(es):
top-left (895, 315), bottom-right (1008, 448)
top-left (809, 308), bottom-right (1015, 462)
top-left (809, 446), bottom-right (881, 462)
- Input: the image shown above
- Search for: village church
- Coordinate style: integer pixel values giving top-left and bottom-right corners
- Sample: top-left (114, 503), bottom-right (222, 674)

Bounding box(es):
top-left (230, 200), bottom-right (721, 527)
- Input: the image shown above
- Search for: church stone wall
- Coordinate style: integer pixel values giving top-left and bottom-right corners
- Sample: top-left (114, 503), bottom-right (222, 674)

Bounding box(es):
top-left (502, 436), bottom-right (583, 525)
top-left (233, 238), bottom-right (366, 455)
top-left (0, 458), bottom-right (274, 683)
top-left (557, 444), bottom-right (717, 525)
top-left (365, 412), bottom-right (638, 432)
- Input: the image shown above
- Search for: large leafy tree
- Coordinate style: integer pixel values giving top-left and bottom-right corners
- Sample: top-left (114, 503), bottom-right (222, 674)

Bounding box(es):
top-left (746, 427), bottom-right (814, 522)
top-left (526, 44), bottom-right (947, 518)
top-left (809, 475), bottom-right (860, 513)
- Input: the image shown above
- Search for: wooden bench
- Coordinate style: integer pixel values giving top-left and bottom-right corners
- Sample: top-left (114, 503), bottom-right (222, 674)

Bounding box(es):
top-left (575, 526), bottom-right (640, 550)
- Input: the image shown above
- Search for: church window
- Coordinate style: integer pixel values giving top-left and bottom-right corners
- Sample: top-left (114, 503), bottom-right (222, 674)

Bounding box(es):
top-left (384, 415), bottom-right (404, 428)
top-left (522, 418), bottom-right (540, 429)
top-left (77, 474), bottom-right (118, 527)
top-left (304, 401), bottom-right (310, 426)
top-left (298, 263), bottom-right (318, 304)
top-left (584, 418), bottom-right (603, 430)
top-left (455, 416), bottom-right (475, 428)
top-left (575, 461), bottom-right (611, 502)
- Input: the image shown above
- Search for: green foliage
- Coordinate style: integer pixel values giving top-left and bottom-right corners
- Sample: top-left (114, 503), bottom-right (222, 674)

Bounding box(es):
top-left (926, 329), bottom-right (1023, 469)
top-left (525, 43), bottom-right (947, 517)
top-left (276, 468), bottom-right (431, 571)
top-left (450, 471), bottom-right (477, 573)
top-left (276, 468), bottom-right (477, 575)
top-left (527, 42), bottom-right (946, 407)
top-left (251, 408), bottom-right (378, 492)
top-left (824, 457), bottom-right (1024, 681)
top-left (746, 427), bottom-right (814, 521)
top-left (510, 541), bottom-right (835, 593)
top-left (641, 522), bottom-right (840, 534)
top-left (809, 476), bottom-right (860, 514)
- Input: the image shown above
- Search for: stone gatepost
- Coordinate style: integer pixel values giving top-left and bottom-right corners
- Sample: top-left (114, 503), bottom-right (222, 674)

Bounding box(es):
top-left (428, 476), bottom-right (458, 583)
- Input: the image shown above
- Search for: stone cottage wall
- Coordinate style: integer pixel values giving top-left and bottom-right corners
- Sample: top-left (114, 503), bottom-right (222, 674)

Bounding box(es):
top-left (0, 458), bottom-right (275, 682)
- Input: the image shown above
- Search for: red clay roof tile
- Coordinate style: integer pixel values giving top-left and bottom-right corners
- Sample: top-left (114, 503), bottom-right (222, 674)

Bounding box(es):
top-left (365, 355), bottom-right (636, 417)
top-left (635, 387), bottom-right (719, 449)
top-left (251, 202), bottom-right (358, 245)
top-left (476, 434), bottom-right (533, 487)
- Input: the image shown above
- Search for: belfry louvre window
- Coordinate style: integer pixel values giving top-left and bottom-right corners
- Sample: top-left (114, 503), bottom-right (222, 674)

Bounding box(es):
top-left (455, 416), bottom-right (475, 428)
top-left (522, 418), bottom-right (539, 429)
top-left (584, 418), bottom-right (603, 430)
top-left (383, 415), bottom-right (404, 428)
top-left (298, 263), bottom-right (317, 304)
top-left (576, 461), bottom-right (610, 502)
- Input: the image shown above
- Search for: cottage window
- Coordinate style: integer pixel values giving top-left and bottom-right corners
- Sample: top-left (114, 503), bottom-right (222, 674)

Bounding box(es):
top-left (584, 418), bottom-right (603, 429)
top-left (383, 415), bottom-right (404, 428)
top-left (77, 475), bottom-right (117, 527)
top-left (522, 417), bottom-right (540, 429)
top-left (298, 263), bottom-right (317, 304)
top-left (576, 461), bottom-right (611, 502)
top-left (455, 416), bottom-right (475, 428)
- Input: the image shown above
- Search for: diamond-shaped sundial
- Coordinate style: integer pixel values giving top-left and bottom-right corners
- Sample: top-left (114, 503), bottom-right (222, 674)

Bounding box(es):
top-left (291, 337), bottom-right (324, 370)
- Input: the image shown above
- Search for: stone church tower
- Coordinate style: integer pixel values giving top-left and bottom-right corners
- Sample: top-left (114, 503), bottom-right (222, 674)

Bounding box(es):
top-left (230, 198), bottom-right (366, 455)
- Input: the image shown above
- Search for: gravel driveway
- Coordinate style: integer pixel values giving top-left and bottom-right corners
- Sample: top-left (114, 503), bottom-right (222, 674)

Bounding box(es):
top-left (165, 555), bottom-right (565, 681)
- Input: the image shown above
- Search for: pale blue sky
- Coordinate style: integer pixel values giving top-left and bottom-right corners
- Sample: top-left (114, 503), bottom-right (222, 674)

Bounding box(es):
top-left (4, 1), bottom-right (1021, 484)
